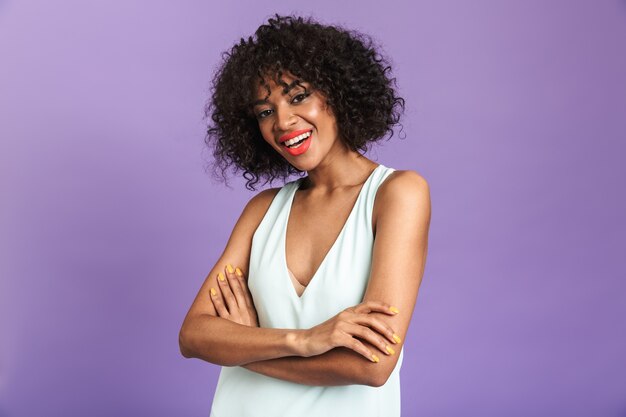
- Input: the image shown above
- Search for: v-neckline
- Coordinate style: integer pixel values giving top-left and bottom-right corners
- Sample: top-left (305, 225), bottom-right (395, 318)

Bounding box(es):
top-left (282, 164), bottom-right (382, 300)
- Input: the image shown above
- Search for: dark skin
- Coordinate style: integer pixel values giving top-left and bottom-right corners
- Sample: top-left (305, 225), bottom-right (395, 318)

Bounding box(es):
top-left (179, 73), bottom-right (431, 386)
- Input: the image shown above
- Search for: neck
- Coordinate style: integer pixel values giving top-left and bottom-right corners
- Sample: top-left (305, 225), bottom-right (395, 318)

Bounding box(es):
top-left (301, 146), bottom-right (379, 192)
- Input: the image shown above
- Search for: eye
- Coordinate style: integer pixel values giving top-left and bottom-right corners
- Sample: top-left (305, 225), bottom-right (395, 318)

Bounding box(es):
top-left (257, 109), bottom-right (273, 119)
top-left (291, 92), bottom-right (310, 104)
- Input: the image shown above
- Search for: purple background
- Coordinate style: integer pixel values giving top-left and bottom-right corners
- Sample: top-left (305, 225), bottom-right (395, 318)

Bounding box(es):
top-left (1, 0), bottom-right (625, 416)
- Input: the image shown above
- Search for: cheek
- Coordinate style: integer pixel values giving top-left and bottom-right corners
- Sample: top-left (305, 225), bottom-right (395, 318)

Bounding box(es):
top-left (259, 125), bottom-right (284, 151)
top-left (307, 105), bottom-right (324, 119)
top-left (261, 133), bottom-right (276, 148)
top-left (255, 125), bottom-right (273, 147)
top-left (304, 103), bottom-right (334, 128)
top-left (312, 107), bottom-right (338, 133)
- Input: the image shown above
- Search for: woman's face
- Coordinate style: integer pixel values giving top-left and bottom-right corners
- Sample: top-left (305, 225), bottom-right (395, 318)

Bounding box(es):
top-left (252, 73), bottom-right (344, 170)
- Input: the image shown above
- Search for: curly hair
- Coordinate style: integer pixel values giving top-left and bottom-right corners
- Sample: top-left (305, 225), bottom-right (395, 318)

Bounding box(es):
top-left (205, 14), bottom-right (405, 190)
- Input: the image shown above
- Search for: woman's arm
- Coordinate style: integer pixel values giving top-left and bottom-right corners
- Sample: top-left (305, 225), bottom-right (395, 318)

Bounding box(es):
top-left (179, 188), bottom-right (307, 366)
top-left (208, 264), bottom-right (400, 386)
top-left (179, 188), bottom-right (402, 376)
top-left (215, 171), bottom-right (431, 386)
top-left (242, 346), bottom-right (389, 387)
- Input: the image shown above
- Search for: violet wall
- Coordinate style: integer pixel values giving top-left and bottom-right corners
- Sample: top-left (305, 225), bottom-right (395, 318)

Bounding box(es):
top-left (1, 0), bottom-right (625, 416)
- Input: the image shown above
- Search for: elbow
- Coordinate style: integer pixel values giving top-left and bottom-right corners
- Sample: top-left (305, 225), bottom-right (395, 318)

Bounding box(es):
top-left (342, 350), bottom-right (395, 387)
top-left (362, 363), bottom-right (393, 387)
top-left (178, 317), bottom-right (237, 366)
top-left (363, 350), bottom-right (401, 387)
top-left (178, 324), bottom-right (195, 359)
top-left (365, 371), bottom-right (391, 388)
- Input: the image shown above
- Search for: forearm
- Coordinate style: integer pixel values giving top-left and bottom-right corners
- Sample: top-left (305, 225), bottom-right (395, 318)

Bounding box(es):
top-left (242, 347), bottom-right (379, 387)
top-left (179, 313), bottom-right (303, 366)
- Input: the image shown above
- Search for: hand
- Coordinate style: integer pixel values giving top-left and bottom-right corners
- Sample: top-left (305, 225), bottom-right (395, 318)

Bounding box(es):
top-left (300, 301), bottom-right (401, 363)
top-left (209, 264), bottom-right (259, 327)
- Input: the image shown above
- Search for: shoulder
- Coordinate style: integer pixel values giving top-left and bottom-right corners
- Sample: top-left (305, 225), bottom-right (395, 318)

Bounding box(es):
top-left (372, 169), bottom-right (431, 232)
top-left (245, 186), bottom-right (281, 213)
top-left (240, 186), bottom-right (282, 226)
top-left (376, 169), bottom-right (430, 212)
top-left (217, 184), bottom-right (283, 268)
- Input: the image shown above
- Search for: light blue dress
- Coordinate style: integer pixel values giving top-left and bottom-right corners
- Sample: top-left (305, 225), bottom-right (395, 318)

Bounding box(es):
top-left (210, 164), bottom-right (403, 417)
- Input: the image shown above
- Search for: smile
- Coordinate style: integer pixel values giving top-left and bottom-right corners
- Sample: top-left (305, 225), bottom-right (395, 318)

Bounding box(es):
top-left (282, 129), bottom-right (313, 156)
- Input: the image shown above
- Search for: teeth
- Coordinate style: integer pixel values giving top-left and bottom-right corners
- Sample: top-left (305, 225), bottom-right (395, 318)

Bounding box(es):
top-left (284, 131), bottom-right (312, 146)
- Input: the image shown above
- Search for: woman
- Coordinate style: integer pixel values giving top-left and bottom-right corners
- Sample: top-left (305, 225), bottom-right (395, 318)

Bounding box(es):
top-left (179, 14), bottom-right (431, 417)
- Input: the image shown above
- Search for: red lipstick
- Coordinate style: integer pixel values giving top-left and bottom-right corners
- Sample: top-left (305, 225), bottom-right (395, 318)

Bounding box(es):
top-left (281, 129), bottom-right (313, 156)
top-left (279, 129), bottom-right (312, 143)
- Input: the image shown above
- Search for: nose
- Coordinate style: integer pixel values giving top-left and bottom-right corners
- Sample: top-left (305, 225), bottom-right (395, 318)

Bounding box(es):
top-left (274, 105), bottom-right (297, 132)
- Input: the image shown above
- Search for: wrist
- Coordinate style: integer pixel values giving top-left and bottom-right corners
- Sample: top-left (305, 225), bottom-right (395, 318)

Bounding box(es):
top-left (286, 329), bottom-right (309, 357)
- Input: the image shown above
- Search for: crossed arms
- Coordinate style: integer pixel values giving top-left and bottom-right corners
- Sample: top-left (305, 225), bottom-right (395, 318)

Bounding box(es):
top-left (179, 170), bottom-right (431, 387)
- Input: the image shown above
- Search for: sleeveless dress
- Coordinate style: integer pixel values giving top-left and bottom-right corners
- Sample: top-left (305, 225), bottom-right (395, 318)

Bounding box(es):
top-left (210, 163), bottom-right (403, 417)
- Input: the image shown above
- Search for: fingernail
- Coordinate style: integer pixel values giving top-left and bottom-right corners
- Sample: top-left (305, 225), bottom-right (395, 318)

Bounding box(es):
top-left (371, 354), bottom-right (380, 363)
top-left (392, 334), bottom-right (402, 344)
top-left (235, 267), bottom-right (243, 277)
top-left (226, 264), bottom-right (234, 274)
top-left (390, 306), bottom-right (400, 314)
top-left (218, 272), bottom-right (225, 281)
top-left (210, 288), bottom-right (217, 296)
top-left (385, 345), bottom-right (395, 355)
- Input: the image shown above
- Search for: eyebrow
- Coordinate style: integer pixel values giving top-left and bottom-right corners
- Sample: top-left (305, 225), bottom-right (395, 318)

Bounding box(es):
top-left (251, 80), bottom-right (306, 107)
top-left (251, 98), bottom-right (269, 107)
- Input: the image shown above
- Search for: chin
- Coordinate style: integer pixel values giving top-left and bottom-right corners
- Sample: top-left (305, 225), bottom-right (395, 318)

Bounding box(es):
top-left (281, 148), bottom-right (311, 166)
top-left (288, 159), bottom-right (314, 173)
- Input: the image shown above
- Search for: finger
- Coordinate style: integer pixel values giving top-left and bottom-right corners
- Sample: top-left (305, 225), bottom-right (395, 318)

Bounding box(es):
top-left (346, 323), bottom-right (396, 356)
top-left (217, 271), bottom-right (239, 313)
top-left (354, 300), bottom-right (399, 316)
top-left (209, 286), bottom-right (229, 318)
top-left (353, 300), bottom-right (398, 315)
top-left (337, 332), bottom-right (380, 363)
top-left (354, 315), bottom-right (401, 345)
top-left (225, 264), bottom-right (247, 308)
top-left (235, 267), bottom-right (255, 309)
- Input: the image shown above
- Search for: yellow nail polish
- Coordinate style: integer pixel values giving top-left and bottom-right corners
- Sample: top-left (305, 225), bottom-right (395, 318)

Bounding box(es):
top-left (235, 267), bottom-right (243, 277)
top-left (226, 264), bottom-right (234, 274)
top-left (385, 345), bottom-right (395, 355)
top-left (392, 334), bottom-right (402, 344)
top-left (218, 272), bottom-right (225, 281)
top-left (371, 354), bottom-right (380, 363)
top-left (210, 288), bottom-right (216, 296)
top-left (390, 306), bottom-right (400, 314)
